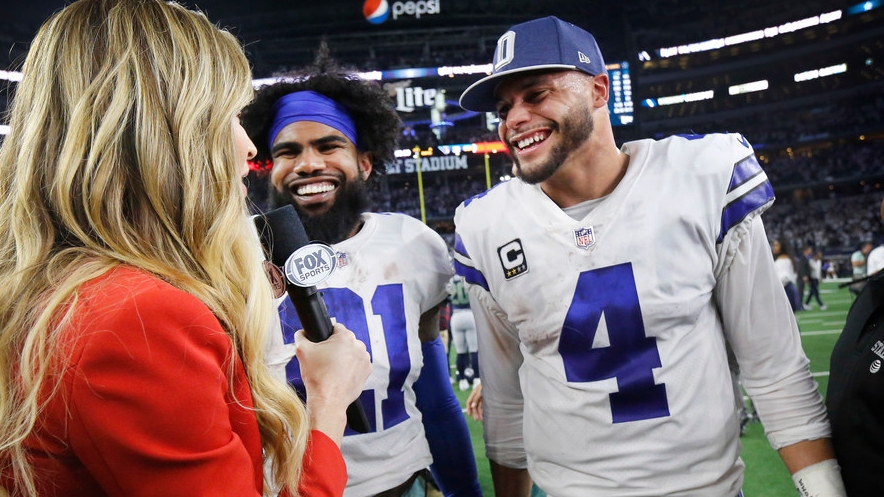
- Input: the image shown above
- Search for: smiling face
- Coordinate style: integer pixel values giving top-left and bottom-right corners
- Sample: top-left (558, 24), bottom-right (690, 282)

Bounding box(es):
top-left (269, 120), bottom-right (372, 216)
top-left (494, 70), bottom-right (597, 185)
top-left (268, 120), bottom-right (373, 243)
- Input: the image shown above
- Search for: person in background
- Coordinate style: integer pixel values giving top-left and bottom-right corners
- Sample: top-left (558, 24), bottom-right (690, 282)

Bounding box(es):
top-left (241, 47), bottom-right (482, 497)
top-left (825, 258), bottom-right (839, 280)
top-left (805, 249), bottom-right (828, 310)
top-left (852, 242), bottom-right (873, 279)
top-left (0, 1), bottom-right (371, 496)
top-left (849, 241), bottom-right (873, 295)
top-left (796, 245), bottom-right (812, 310)
top-left (866, 203), bottom-right (884, 275)
top-left (454, 16), bottom-right (845, 497)
top-left (772, 237), bottom-right (803, 312)
top-left (449, 274), bottom-right (480, 391)
top-left (826, 196), bottom-right (884, 496)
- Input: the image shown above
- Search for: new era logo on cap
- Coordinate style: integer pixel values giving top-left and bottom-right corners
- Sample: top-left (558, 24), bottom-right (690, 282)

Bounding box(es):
top-left (459, 16), bottom-right (607, 112)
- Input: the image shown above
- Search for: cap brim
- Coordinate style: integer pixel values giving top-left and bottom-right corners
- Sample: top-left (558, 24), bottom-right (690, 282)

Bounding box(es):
top-left (458, 64), bottom-right (578, 112)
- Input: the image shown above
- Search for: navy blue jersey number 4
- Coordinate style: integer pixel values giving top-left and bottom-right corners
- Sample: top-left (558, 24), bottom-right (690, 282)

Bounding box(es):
top-left (559, 263), bottom-right (670, 423)
top-left (281, 284), bottom-right (410, 434)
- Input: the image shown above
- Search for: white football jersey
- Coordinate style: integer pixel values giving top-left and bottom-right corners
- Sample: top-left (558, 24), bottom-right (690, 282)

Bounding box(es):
top-left (272, 212), bottom-right (454, 496)
top-left (453, 133), bottom-right (829, 496)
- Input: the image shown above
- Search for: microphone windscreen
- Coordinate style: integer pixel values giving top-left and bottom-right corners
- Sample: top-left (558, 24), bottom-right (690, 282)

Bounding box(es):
top-left (254, 205), bottom-right (310, 267)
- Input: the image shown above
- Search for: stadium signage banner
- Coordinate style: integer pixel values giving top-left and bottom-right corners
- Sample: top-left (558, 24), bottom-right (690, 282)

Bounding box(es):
top-left (364, 0), bottom-right (441, 24)
top-left (394, 86), bottom-right (439, 112)
top-left (387, 155), bottom-right (468, 174)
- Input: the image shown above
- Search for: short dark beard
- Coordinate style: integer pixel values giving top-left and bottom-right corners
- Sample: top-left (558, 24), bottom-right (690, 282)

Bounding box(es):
top-left (269, 173), bottom-right (371, 244)
top-left (512, 102), bottom-right (595, 185)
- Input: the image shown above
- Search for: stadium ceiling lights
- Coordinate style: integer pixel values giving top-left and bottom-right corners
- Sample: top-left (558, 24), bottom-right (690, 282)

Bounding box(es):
top-left (651, 9), bottom-right (845, 59)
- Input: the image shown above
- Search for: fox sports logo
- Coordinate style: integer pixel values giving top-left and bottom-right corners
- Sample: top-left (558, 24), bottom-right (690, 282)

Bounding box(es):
top-left (363, 0), bottom-right (389, 24)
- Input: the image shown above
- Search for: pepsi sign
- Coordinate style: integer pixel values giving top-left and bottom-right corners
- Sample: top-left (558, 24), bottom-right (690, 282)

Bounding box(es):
top-left (364, 0), bottom-right (440, 24)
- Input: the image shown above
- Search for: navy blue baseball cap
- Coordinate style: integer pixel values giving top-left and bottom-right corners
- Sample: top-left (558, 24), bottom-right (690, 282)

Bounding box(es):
top-left (459, 16), bottom-right (607, 112)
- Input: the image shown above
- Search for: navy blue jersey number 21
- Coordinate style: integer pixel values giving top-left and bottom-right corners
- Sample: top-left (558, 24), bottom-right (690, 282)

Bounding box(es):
top-left (559, 262), bottom-right (670, 423)
top-left (281, 284), bottom-right (409, 434)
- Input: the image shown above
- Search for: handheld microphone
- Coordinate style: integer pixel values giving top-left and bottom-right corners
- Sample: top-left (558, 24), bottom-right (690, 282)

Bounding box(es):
top-left (254, 205), bottom-right (370, 433)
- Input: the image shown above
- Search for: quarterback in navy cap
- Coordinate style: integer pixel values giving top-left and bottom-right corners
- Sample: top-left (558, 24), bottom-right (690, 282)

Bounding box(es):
top-left (453, 16), bottom-right (846, 497)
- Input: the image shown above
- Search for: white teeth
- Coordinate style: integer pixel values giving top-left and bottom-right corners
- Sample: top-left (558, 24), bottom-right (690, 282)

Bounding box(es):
top-left (516, 132), bottom-right (546, 150)
top-left (296, 183), bottom-right (335, 195)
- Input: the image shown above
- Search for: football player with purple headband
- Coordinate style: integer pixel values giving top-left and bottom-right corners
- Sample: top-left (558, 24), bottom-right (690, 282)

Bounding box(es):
top-left (243, 47), bottom-right (482, 497)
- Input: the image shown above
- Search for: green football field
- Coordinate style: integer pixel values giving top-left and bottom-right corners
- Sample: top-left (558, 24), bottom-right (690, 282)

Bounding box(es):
top-left (450, 279), bottom-right (853, 497)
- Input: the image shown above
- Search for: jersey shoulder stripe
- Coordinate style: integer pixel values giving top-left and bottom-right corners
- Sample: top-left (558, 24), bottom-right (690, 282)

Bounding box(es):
top-left (718, 153), bottom-right (774, 242)
top-left (453, 234), bottom-right (489, 291)
top-left (460, 178), bottom-right (511, 209)
top-left (642, 133), bottom-right (774, 243)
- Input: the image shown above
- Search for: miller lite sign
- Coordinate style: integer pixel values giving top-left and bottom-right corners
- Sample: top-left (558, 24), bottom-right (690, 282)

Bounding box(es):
top-left (574, 227), bottom-right (596, 249)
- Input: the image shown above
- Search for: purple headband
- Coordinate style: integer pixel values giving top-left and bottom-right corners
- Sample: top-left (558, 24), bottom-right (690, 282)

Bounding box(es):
top-left (268, 91), bottom-right (359, 150)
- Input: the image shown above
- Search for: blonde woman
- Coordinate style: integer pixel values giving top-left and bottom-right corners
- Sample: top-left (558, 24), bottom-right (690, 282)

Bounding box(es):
top-left (0, 1), bottom-right (370, 496)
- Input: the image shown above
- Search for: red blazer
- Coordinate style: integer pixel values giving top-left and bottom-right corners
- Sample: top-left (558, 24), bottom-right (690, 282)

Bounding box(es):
top-left (4, 267), bottom-right (345, 496)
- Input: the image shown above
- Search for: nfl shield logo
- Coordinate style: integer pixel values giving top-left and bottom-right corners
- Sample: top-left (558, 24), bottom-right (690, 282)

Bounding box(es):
top-left (574, 227), bottom-right (595, 249)
top-left (336, 252), bottom-right (349, 268)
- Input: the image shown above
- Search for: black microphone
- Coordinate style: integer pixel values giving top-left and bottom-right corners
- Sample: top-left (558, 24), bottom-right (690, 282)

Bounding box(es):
top-left (254, 205), bottom-right (370, 433)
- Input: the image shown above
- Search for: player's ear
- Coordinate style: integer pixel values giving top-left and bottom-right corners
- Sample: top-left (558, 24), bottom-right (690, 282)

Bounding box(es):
top-left (591, 73), bottom-right (610, 108)
top-left (357, 151), bottom-right (373, 178)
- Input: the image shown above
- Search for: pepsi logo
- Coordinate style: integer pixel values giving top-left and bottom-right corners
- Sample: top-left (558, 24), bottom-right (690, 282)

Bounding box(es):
top-left (364, 0), bottom-right (440, 24)
top-left (363, 0), bottom-right (389, 24)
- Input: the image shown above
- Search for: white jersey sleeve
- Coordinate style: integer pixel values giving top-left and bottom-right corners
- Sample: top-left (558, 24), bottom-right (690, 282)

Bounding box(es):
top-left (453, 133), bottom-right (806, 496)
top-left (715, 216), bottom-right (830, 449)
top-left (462, 275), bottom-right (528, 468)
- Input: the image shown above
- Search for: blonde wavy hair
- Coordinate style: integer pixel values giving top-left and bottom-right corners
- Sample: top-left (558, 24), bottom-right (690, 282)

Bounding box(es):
top-left (0, 0), bottom-right (308, 494)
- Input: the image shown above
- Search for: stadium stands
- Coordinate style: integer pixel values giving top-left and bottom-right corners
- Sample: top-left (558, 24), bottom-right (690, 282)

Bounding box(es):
top-left (3, 0), bottom-right (882, 262)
